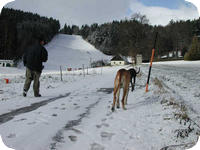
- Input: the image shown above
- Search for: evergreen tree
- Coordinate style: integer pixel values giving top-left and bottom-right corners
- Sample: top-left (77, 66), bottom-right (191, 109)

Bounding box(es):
top-left (0, 8), bottom-right (60, 60)
top-left (184, 36), bottom-right (200, 60)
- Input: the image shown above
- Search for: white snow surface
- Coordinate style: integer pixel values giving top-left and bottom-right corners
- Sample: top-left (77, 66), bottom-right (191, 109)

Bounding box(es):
top-left (0, 34), bottom-right (200, 150)
top-left (44, 34), bottom-right (110, 70)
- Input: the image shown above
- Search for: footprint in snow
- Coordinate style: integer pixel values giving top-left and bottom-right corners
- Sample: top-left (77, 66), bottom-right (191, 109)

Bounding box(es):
top-left (96, 123), bottom-right (109, 129)
top-left (68, 135), bottom-right (77, 142)
top-left (101, 132), bottom-right (115, 141)
top-left (27, 121), bottom-right (36, 125)
top-left (90, 143), bottom-right (105, 150)
top-left (7, 133), bottom-right (16, 139)
top-left (101, 118), bottom-right (107, 122)
top-left (70, 128), bottom-right (82, 134)
top-left (52, 114), bottom-right (57, 117)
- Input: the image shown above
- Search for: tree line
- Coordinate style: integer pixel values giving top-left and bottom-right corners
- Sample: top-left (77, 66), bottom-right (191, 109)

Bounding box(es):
top-left (0, 8), bottom-right (60, 61)
top-left (61, 14), bottom-right (200, 61)
top-left (1, 8), bottom-right (199, 62)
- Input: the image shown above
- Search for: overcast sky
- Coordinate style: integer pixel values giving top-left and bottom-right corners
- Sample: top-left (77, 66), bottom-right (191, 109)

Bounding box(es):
top-left (4, 0), bottom-right (200, 27)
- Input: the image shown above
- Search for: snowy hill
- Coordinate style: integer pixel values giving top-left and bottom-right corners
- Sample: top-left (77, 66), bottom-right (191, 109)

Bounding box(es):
top-left (44, 34), bottom-right (110, 70)
top-left (1, 34), bottom-right (110, 76)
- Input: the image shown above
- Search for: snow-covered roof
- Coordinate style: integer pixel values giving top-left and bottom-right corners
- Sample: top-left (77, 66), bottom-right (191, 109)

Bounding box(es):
top-left (111, 55), bottom-right (128, 62)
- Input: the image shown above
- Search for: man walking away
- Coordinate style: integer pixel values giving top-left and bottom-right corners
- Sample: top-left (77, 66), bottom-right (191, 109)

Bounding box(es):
top-left (23, 37), bottom-right (48, 97)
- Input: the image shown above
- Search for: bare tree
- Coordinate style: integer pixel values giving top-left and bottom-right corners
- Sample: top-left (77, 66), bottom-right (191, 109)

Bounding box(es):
top-left (131, 13), bottom-right (149, 24)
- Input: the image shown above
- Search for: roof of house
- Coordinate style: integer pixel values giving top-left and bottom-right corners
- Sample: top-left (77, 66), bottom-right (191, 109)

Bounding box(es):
top-left (111, 55), bottom-right (125, 61)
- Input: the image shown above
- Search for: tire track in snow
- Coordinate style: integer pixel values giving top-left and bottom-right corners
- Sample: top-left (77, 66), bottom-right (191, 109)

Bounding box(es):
top-left (50, 87), bottom-right (114, 150)
top-left (0, 93), bottom-right (71, 125)
top-left (50, 98), bottom-right (100, 150)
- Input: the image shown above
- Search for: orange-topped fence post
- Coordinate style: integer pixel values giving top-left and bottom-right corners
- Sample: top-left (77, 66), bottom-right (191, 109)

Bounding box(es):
top-left (145, 32), bottom-right (158, 92)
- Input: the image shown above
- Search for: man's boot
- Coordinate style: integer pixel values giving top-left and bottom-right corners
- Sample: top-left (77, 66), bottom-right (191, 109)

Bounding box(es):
top-left (23, 89), bottom-right (27, 97)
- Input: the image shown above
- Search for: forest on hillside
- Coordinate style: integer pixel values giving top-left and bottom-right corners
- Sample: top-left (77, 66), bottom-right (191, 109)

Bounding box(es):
top-left (0, 7), bottom-right (200, 62)
top-left (61, 14), bottom-right (200, 61)
top-left (0, 8), bottom-right (60, 61)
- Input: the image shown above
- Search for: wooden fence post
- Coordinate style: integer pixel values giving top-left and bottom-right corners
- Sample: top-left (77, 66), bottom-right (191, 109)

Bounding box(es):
top-left (60, 66), bottom-right (63, 81)
top-left (82, 64), bottom-right (85, 77)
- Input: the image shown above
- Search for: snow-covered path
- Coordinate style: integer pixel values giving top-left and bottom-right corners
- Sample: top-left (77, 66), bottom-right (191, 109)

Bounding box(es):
top-left (0, 61), bottom-right (200, 150)
top-left (0, 67), bottom-right (116, 150)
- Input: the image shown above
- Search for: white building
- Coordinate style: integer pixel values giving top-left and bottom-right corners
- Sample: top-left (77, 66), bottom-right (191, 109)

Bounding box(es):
top-left (129, 54), bottom-right (143, 65)
top-left (0, 60), bottom-right (14, 67)
top-left (136, 54), bottom-right (142, 64)
top-left (110, 55), bottom-right (128, 66)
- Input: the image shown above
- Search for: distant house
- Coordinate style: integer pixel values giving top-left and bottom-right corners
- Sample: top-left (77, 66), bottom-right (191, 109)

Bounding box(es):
top-left (0, 60), bottom-right (14, 67)
top-left (110, 55), bottom-right (129, 66)
top-left (160, 50), bottom-right (183, 60)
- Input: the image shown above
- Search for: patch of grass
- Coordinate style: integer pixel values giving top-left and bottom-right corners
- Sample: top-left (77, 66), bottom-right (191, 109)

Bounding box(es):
top-left (153, 77), bottom-right (163, 89)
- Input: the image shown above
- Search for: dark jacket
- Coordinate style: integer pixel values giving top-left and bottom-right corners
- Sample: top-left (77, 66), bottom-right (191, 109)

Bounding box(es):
top-left (23, 42), bottom-right (48, 72)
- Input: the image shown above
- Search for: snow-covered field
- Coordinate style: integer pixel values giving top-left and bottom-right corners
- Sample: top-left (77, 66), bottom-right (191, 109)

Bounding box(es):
top-left (0, 34), bottom-right (200, 150)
